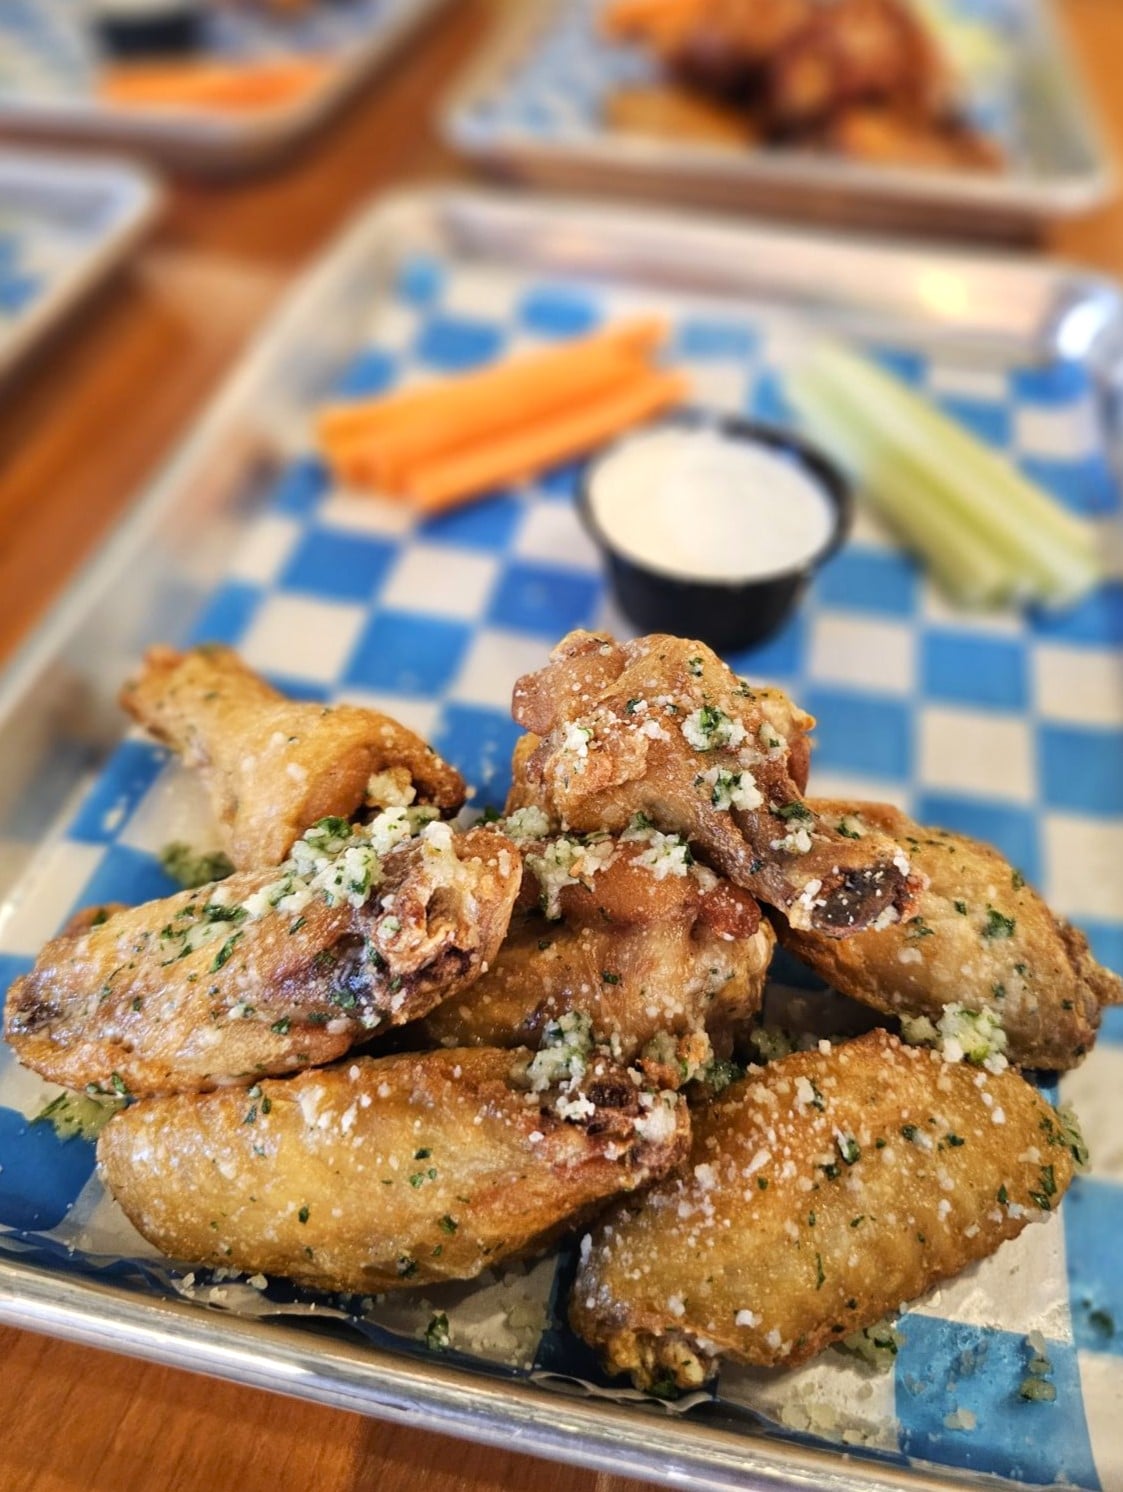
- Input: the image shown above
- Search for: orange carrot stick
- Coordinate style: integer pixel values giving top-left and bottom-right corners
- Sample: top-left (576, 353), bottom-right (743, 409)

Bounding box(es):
top-left (601, 0), bottom-right (701, 39)
top-left (315, 316), bottom-right (669, 448)
top-left (327, 344), bottom-right (662, 490)
top-left (100, 59), bottom-right (331, 113)
top-left (402, 368), bottom-right (691, 514)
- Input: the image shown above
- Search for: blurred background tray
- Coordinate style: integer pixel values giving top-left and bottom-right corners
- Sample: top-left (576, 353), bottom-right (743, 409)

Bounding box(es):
top-left (0, 0), bottom-right (450, 173)
top-left (0, 188), bottom-right (1121, 1492)
top-left (0, 148), bottom-right (161, 381)
top-left (442, 0), bottom-right (1114, 239)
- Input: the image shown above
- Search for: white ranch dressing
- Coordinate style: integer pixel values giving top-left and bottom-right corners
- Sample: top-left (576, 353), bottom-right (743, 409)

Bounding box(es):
top-left (588, 425), bottom-right (836, 582)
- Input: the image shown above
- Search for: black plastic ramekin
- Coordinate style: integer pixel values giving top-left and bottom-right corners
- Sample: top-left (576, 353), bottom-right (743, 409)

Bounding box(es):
top-left (577, 411), bottom-right (852, 653)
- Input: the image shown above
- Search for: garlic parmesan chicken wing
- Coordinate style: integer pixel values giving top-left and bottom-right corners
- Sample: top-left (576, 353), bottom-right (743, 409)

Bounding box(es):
top-left (507, 631), bottom-right (919, 937)
top-left (121, 646), bottom-right (466, 869)
top-left (570, 1030), bottom-right (1077, 1389)
top-left (5, 819), bottom-right (520, 1097)
top-left (776, 801), bottom-right (1123, 1071)
top-left (415, 824), bottom-right (774, 1067)
top-left (97, 1047), bottom-right (690, 1294)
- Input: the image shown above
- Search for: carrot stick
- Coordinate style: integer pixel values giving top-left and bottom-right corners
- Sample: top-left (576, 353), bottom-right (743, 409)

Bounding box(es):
top-left (403, 367), bottom-right (691, 514)
top-left (326, 343), bottom-right (661, 489)
top-left (100, 59), bottom-right (331, 113)
top-left (315, 316), bottom-right (669, 447)
top-left (601, 0), bottom-right (701, 39)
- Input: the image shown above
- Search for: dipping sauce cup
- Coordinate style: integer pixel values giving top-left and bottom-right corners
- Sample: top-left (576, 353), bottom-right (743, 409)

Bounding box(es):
top-left (578, 412), bottom-right (852, 652)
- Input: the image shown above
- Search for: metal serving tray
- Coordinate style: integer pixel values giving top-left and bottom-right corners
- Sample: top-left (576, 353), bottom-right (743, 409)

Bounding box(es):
top-left (0, 0), bottom-right (449, 173)
top-left (442, 0), bottom-right (1114, 238)
top-left (0, 148), bottom-right (161, 381)
top-left (0, 189), bottom-right (1121, 1492)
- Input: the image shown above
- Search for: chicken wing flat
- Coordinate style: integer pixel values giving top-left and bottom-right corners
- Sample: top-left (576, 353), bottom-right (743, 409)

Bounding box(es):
top-left (120, 645), bottom-right (466, 869)
top-left (97, 1045), bottom-right (690, 1293)
top-left (775, 800), bottom-right (1122, 1071)
top-left (6, 817), bottom-right (520, 1096)
top-left (415, 822), bottom-right (774, 1067)
top-left (826, 105), bottom-right (1003, 170)
top-left (507, 631), bottom-right (919, 937)
top-left (763, 0), bottom-right (947, 129)
top-left (570, 1029), bottom-right (1077, 1389)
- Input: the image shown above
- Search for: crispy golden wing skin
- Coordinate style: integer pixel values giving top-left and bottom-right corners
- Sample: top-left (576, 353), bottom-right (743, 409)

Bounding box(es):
top-left (777, 801), bottom-right (1123, 1070)
top-left (97, 1047), bottom-right (691, 1293)
top-left (415, 833), bottom-right (774, 1064)
top-left (5, 825), bottom-right (520, 1096)
top-left (120, 646), bottom-right (466, 868)
top-left (570, 1030), bottom-right (1076, 1389)
top-left (507, 631), bottom-right (918, 937)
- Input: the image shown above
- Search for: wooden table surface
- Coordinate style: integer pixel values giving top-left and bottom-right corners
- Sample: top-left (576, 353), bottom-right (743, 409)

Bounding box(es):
top-left (2, 2), bottom-right (1122, 1488)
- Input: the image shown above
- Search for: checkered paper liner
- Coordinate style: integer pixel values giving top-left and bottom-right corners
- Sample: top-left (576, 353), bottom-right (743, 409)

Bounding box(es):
top-left (452, 0), bottom-right (1028, 169)
top-left (1, 248), bottom-right (1122, 1491)
top-left (0, 0), bottom-right (428, 102)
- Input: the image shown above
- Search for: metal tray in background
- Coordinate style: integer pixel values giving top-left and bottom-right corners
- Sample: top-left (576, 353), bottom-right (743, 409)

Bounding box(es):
top-left (442, 0), bottom-right (1114, 239)
top-left (0, 148), bottom-right (161, 381)
top-left (0, 0), bottom-right (449, 173)
top-left (0, 189), bottom-right (1121, 1492)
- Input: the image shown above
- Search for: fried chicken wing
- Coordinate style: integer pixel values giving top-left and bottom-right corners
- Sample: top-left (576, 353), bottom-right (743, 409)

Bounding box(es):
top-left (764, 0), bottom-right (946, 128)
top-left (507, 631), bottom-right (918, 937)
top-left (96, 1046), bottom-right (691, 1293)
top-left (570, 1030), bottom-right (1077, 1388)
top-left (825, 104), bottom-right (1004, 170)
top-left (415, 825), bottom-right (774, 1067)
top-left (120, 646), bottom-right (466, 869)
top-left (775, 800), bottom-right (1123, 1070)
top-left (5, 819), bottom-right (520, 1097)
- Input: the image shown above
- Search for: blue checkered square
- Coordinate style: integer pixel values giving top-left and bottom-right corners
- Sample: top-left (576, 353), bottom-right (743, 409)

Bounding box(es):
top-left (518, 284), bottom-right (600, 338)
top-left (1031, 583), bottom-right (1123, 648)
top-left (187, 580), bottom-right (263, 648)
top-left (921, 632), bottom-right (1029, 712)
top-left (280, 529), bottom-right (397, 603)
top-left (895, 1316), bottom-right (1099, 1489)
top-left (67, 741), bottom-right (169, 845)
top-left (419, 494), bottom-right (524, 550)
top-left (0, 1108), bottom-right (97, 1232)
top-left (934, 394), bottom-right (1011, 449)
top-left (433, 704), bottom-right (523, 811)
top-left (1021, 456), bottom-right (1119, 518)
top-left (331, 346), bottom-right (398, 400)
top-left (913, 792), bottom-right (1040, 881)
top-left (414, 315), bottom-right (505, 372)
top-left (267, 456), bottom-right (331, 519)
top-left (815, 547), bottom-right (920, 618)
top-left (342, 610), bottom-right (472, 696)
top-left (730, 607), bottom-right (808, 677)
top-left (487, 561), bottom-right (600, 637)
top-left (800, 685), bottom-right (913, 780)
top-left (72, 844), bottom-right (179, 920)
top-left (395, 254), bottom-right (446, 307)
top-left (1067, 1179), bottom-right (1123, 1359)
top-left (675, 317), bottom-right (759, 361)
top-left (1039, 726), bottom-right (1123, 814)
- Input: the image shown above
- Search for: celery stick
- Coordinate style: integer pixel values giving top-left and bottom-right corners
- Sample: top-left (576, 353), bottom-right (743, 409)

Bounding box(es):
top-left (791, 345), bottom-right (1100, 605)
top-left (788, 370), bottom-right (1013, 605)
top-left (809, 344), bottom-right (1098, 599)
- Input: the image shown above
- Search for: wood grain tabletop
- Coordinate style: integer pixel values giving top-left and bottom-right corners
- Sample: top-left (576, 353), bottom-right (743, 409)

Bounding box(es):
top-left (1, 2), bottom-right (1122, 1488)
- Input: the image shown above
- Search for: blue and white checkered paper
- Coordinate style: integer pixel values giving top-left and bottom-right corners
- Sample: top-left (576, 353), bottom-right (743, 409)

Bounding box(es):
top-left (0, 250), bottom-right (1121, 1490)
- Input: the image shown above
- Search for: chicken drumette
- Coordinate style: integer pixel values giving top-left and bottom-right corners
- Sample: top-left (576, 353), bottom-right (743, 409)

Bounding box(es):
top-left (506, 630), bottom-right (920, 938)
